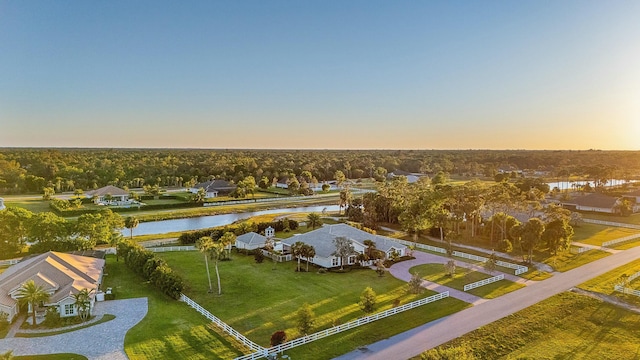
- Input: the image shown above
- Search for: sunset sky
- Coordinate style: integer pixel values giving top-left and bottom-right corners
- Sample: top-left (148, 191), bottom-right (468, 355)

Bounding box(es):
top-left (1, 1), bottom-right (639, 150)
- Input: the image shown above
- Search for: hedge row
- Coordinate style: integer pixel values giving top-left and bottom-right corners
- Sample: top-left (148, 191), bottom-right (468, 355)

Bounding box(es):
top-left (178, 219), bottom-right (299, 245)
top-left (49, 200), bottom-right (202, 217)
top-left (117, 240), bottom-right (184, 299)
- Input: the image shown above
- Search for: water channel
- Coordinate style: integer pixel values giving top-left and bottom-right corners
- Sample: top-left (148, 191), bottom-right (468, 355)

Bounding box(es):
top-left (124, 204), bottom-right (341, 237)
top-left (546, 179), bottom-right (635, 190)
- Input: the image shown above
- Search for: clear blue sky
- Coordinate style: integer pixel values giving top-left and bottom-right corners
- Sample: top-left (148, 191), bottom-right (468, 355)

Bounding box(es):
top-left (1, 1), bottom-right (639, 149)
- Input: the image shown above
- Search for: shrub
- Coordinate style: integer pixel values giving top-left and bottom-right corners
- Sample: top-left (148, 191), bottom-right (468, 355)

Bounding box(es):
top-left (270, 330), bottom-right (287, 346)
top-left (254, 250), bottom-right (265, 263)
top-left (0, 311), bottom-right (9, 331)
top-left (43, 307), bottom-right (62, 328)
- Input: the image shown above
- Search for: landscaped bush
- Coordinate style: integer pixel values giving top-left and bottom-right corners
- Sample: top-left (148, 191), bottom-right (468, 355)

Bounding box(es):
top-left (43, 307), bottom-right (62, 327)
top-left (0, 311), bottom-right (9, 332)
top-left (118, 240), bottom-right (184, 299)
top-left (383, 255), bottom-right (415, 268)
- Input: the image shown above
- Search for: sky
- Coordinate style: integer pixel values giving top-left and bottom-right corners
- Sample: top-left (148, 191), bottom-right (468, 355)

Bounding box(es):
top-left (1, 1), bottom-right (639, 150)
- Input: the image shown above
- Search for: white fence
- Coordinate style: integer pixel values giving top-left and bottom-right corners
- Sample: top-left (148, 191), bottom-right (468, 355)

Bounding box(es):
top-left (570, 246), bottom-right (592, 254)
top-left (602, 233), bottom-right (640, 247)
top-left (463, 274), bottom-right (504, 291)
top-left (584, 219), bottom-right (640, 230)
top-left (629, 270), bottom-right (640, 282)
top-left (0, 259), bottom-right (19, 266)
top-left (261, 250), bottom-right (292, 262)
top-left (148, 245), bottom-right (196, 252)
top-left (234, 291), bottom-right (450, 360)
top-left (451, 251), bottom-right (529, 276)
top-left (614, 284), bottom-right (640, 297)
top-left (394, 239), bottom-right (447, 254)
top-left (180, 294), bottom-right (265, 353)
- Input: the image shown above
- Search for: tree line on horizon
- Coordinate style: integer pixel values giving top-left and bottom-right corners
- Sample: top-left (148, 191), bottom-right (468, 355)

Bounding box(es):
top-left (0, 148), bottom-right (639, 195)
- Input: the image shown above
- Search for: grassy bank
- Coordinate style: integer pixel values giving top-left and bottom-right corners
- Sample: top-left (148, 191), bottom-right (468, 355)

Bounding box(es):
top-left (417, 291), bottom-right (640, 359)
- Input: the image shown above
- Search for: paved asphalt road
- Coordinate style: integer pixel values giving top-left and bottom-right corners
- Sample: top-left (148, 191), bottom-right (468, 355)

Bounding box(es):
top-left (336, 245), bottom-right (640, 360)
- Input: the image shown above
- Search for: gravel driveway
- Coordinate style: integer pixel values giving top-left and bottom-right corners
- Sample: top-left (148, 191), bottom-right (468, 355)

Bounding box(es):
top-left (0, 297), bottom-right (148, 360)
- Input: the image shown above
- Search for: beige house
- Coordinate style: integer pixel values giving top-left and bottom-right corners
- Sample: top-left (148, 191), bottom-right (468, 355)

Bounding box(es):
top-left (85, 185), bottom-right (130, 204)
top-left (0, 252), bottom-right (105, 323)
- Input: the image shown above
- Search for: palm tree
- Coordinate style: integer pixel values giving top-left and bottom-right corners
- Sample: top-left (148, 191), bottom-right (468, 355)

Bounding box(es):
top-left (17, 280), bottom-right (50, 326)
top-left (219, 232), bottom-right (236, 260)
top-left (72, 288), bottom-right (92, 321)
top-left (196, 237), bottom-right (216, 293)
top-left (302, 244), bottom-right (315, 272)
top-left (124, 216), bottom-right (139, 239)
top-left (210, 242), bottom-right (225, 295)
top-left (291, 241), bottom-right (305, 272)
top-left (306, 213), bottom-right (322, 230)
top-left (363, 239), bottom-right (376, 259)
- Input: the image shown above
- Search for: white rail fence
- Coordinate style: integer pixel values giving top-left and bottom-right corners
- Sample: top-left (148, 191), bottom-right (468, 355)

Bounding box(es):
top-left (628, 270), bottom-right (640, 282)
top-left (0, 259), bottom-right (19, 266)
top-left (570, 246), bottom-right (592, 254)
top-left (180, 294), bottom-right (265, 353)
top-left (452, 251), bottom-right (529, 276)
top-left (394, 239), bottom-right (447, 254)
top-left (261, 250), bottom-right (292, 262)
top-left (464, 274), bottom-right (504, 291)
top-left (148, 245), bottom-right (196, 252)
top-left (584, 219), bottom-right (640, 230)
top-left (614, 284), bottom-right (640, 297)
top-left (602, 233), bottom-right (640, 247)
top-left (394, 240), bottom-right (528, 275)
top-left (234, 291), bottom-right (450, 360)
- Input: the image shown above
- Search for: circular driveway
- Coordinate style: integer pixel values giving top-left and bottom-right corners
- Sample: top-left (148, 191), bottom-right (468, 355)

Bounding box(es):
top-left (0, 297), bottom-right (148, 360)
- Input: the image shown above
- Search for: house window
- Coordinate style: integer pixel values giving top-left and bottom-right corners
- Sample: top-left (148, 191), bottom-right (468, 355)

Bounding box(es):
top-left (332, 258), bottom-right (339, 267)
top-left (348, 256), bottom-right (356, 265)
top-left (64, 304), bottom-right (75, 316)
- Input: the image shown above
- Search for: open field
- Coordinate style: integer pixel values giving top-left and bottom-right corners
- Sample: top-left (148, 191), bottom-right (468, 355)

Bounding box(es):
top-left (579, 258), bottom-right (640, 306)
top-left (157, 251), bottom-right (469, 352)
top-left (572, 223), bottom-right (640, 246)
top-left (102, 256), bottom-right (244, 360)
top-left (409, 264), bottom-right (525, 299)
top-left (583, 213), bottom-right (640, 225)
top-left (543, 249), bottom-right (611, 272)
top-left (416, 291), bottom-right (640, 359)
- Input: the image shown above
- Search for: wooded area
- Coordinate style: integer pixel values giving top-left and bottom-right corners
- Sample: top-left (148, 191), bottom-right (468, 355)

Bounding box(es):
top-left (1, 148), bottom-right (639, 194)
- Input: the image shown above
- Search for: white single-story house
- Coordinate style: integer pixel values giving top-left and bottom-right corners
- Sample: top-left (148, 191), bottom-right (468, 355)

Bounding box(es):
top-left (235, 232), bottom-right (269, 251)
top-left (85, 185), bottom-right (130, 204)
top-left (189, 179), bottom-right (236, 198)
top-left (0, 251), bottom-right (105, 323)
top-left (0, 197), bottom-right (5, 211)
top-left (562, 193), bottom-right (621, 214)
top-left (281, 223), bottom-right (406, 269)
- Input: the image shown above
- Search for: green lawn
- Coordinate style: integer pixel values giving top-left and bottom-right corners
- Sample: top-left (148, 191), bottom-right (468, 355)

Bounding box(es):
top-left (579, 258), bottom-right (640, 305)
top-left (584, 213), bottom-right (640, 225)
top-left (3, 198), bottom-right (52, 213)
top-left (157, 251), bottom-right (468, 349)
top-left (102, 256), bottom-right (244, 360)
top-left (408, 264), bottom-right (525, 299)
top-left (418, 291), bottom-right (640, 359)
top-left (543, 249), bottom-right (611, 272)
top-left (571, 223), bottom-right (640, 246)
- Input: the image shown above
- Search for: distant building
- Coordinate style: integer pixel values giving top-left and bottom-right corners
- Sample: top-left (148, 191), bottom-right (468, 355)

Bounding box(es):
top-left (0, 197), bottom-right (5, 211)
top-left (561, 193), bottom-right (621, 214)
top-left (85, 185), bottom-right (130, 204)
top-left (189, 179), bottom-right (236, 198)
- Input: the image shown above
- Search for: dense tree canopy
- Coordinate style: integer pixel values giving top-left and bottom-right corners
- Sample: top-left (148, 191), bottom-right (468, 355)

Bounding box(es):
top-left (1, 148), bottom-right (638, 194)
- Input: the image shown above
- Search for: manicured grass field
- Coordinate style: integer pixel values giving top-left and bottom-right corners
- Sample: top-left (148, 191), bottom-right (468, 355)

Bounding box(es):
top-left (417, 291), bottom-right (640, 359)
top-left (3, 198), bottom-right (52, 213)
top-left (579, 258), bottom-right (640, 305)
top-left (102, 256), bottom-right (244, 360)
top-left (571, 223), bottom-right (640, 246)
top-left (543, 249), bottom-right (611, 272)
top-left (409, 264), bottom-right (525, 299)
top-left (157, 251), bottom-right (469, 350)
top-left (584, 213), bottom-right (640, 225)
